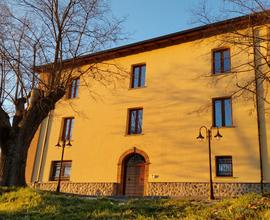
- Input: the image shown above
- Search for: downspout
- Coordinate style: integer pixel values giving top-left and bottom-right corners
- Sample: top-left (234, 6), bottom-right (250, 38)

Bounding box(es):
top-left (36, 111), bottom-right (53, 184)
top-left (30, 125), bottom-right (43, 183)
top-left (252, 27), bottom-right (264, 194)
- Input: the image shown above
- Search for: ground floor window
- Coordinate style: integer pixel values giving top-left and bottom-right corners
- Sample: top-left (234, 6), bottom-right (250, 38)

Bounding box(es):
top-left (49, 160), bottom-right (72, 181)
top-left (215, 156), bottom-right (233, 177)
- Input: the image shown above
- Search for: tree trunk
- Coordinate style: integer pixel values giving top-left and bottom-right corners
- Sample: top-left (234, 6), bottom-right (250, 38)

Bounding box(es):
top-left (0, 146), bottom-right (11, 185)
top-left (0, 134), bottom-right (29, 186)
top-left (0, 88), bottom-right (65, 186)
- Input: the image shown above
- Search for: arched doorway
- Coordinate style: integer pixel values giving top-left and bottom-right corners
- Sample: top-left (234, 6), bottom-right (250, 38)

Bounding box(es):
top-left (123, 154), bottom-right (146, 196)
top-left (117, 148), bottom-right (149, 196)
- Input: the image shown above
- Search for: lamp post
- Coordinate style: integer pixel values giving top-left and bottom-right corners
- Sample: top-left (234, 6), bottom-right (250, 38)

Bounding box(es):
top-left (196, 126), bottom-right (223, 200)
top-left (55, 139), bottom-right (72, 193)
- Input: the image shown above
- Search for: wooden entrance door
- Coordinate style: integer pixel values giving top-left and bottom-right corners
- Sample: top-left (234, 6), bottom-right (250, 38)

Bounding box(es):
top-left (124, 154), bottom-right (146, 196)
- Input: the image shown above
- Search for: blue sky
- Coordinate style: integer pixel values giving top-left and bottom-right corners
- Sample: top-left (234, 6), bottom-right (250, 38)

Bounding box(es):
top-left (110, 0), bottom-right (227, 46)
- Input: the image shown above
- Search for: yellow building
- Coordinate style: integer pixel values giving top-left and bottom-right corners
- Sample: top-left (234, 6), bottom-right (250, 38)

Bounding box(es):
top-left (26, 14), bottom-right (270, 198)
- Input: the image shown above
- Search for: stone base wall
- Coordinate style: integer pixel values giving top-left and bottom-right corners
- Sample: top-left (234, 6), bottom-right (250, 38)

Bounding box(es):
top-left (148, 182), bottom-right (270, 198)
top-left (34, 182), bottom-right (270, 198)
top-left (148, 182), bottom-right (209, 198)
top-left (35, 182), bottom-right (117, 196)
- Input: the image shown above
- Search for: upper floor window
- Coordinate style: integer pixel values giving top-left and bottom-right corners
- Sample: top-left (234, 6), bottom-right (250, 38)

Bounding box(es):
top-left (131, 64), bottom-right (146, 88)
top-left (128, 108), bottom-right (143, 134)
top-left (50, 160), bottom-right (72, 181)
top-left (62, 117), bottom-right (74, 141)
top-left (213, 49), bottom-right (231, 74)
top-left (68, 78), bottom-right (80, 98)
top-left (216, 156), bottom-right (233, 177)
top-left (213, 97), bottom-right (232, 127)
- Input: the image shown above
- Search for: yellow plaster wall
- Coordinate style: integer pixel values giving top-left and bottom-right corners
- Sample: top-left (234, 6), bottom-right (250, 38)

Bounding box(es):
top-left (39, 36), bottom-right (263, 184)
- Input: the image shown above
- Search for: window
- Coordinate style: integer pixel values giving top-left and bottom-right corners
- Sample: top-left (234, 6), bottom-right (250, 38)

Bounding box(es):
top-left (62, 118), bottom-right (74, 141)
top-left (128, 108), bottom-right (143, 134)
top-left (50, 161), bottom-right (72, 181)
top-left (131, 64), bottom-right (146, 88)
top-left (213, 49), bottom-right (230, 74)
top-left (68, 78), bottom-right (80, 98)
top-left (216, 156), bottom-right (233, 177)
top-left (213, 98), bottom-right (232, 127)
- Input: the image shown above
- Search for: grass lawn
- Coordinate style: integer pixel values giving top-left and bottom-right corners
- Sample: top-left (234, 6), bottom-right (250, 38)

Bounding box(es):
top-left (0, 187), bottom-right (270, 219)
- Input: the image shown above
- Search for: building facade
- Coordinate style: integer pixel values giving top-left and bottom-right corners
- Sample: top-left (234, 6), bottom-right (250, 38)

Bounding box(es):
top-left (25, 15), bottom-right (270, 198)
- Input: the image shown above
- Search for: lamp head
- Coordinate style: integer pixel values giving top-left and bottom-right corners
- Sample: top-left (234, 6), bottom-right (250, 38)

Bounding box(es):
top-left (55, 141), bottom-right (61, 147)
top-left (196, 131), bottom-right (205, 141)
top-left (67, 140), bottom-right (72, 146)
top-left (214, 129), bottom-right (223, 140)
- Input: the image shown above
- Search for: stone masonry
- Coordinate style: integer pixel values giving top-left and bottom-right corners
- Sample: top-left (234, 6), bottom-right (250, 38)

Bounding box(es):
top-left (35, 182), bottom-right (117, 196)
top-left (148, 182), bottom-right (270, 198)
top-left (34, 182), bottom-right (270, 198)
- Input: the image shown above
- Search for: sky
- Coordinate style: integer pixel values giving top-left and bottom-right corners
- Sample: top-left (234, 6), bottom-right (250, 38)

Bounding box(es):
top-left (110, 0), bottom-right (226, 46)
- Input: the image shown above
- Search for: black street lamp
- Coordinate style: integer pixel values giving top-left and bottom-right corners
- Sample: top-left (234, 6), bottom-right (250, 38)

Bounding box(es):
top-left (196, 126), bottom-right (223, 200)
top-left (55, 139), bottom-right (72, 193)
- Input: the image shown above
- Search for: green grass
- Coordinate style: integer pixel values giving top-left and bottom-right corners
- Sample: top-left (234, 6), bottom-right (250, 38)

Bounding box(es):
top-left (0, 187), bottom-right (270, 219)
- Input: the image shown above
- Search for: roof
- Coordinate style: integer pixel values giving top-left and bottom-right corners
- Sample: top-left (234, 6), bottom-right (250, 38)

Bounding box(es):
top-left (37, 11), bottom-right (267, 71)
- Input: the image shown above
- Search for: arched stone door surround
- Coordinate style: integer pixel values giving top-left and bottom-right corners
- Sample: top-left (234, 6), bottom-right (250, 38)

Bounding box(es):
top-left (117, 148), bottom-right (150, 196)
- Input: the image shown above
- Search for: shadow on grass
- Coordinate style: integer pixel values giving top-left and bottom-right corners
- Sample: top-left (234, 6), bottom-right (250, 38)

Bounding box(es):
top-left (0, 188), bottom-right (191, 220)
top-left (0, 188), bottom-right (270, 220)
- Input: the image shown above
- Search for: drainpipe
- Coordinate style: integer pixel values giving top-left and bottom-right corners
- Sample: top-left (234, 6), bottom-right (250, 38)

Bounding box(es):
top-left (36, 111), bottom-right (53, 184)
top-left (252, 27), bottom-right (264, 194)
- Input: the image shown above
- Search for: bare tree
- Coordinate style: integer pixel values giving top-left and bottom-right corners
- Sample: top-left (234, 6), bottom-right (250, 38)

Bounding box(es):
top-left (193, 0), bottom-right (270, 193)
top-left (0, 0), bottom-right (125, 186)
top-left (193, 0), bottom-right (270, 105)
